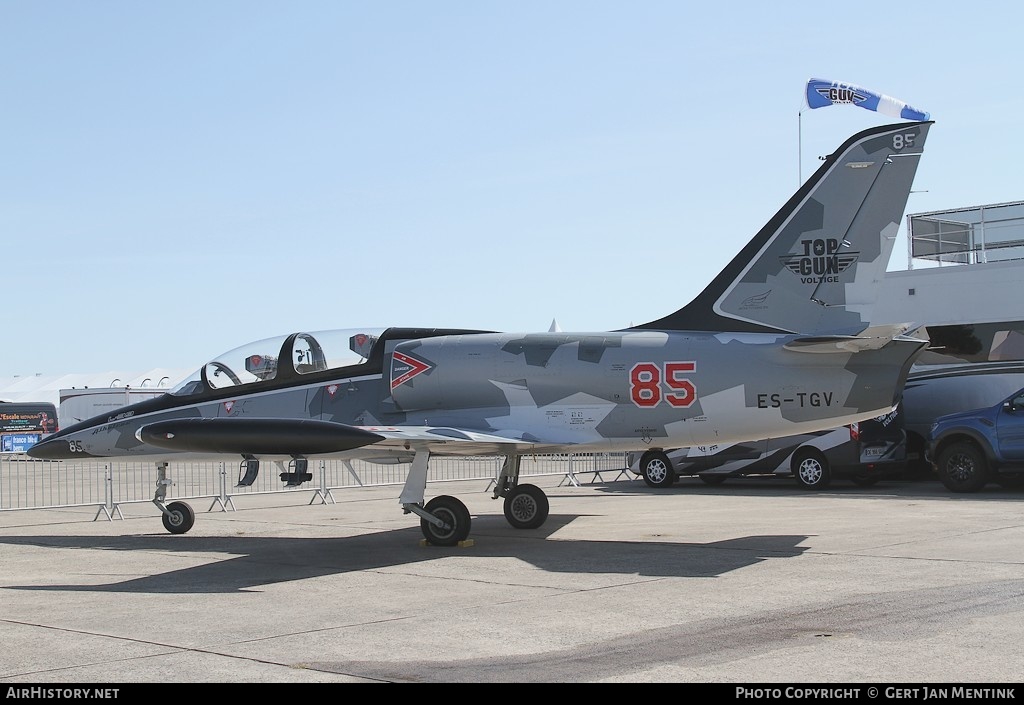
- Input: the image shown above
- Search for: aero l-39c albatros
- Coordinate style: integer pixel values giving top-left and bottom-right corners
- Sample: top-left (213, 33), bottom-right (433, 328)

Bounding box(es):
top-left (30, 121), bottom-right (933, 544)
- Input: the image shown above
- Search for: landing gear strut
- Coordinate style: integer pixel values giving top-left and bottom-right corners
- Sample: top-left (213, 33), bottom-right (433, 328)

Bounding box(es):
top-left (493, 455), bottom-right (550, 530)
top-left (399, 451), bottom-right (551, 545)
top-left (399, 450), bottom-right (472, 546)
top-left (152, 462), bottom-right (196, 534)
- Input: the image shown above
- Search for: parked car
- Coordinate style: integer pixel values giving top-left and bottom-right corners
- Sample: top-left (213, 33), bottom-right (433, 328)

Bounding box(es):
top-left (627, 404), bottom-right (907, 490)
top-left (927, 387), bottom-right (1024, 492)
top-left (900, 360), bottom-right (1024, 476)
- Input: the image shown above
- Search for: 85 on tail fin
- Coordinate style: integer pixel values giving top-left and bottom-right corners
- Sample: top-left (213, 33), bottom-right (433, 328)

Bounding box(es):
top-left (634, 121), bottom-right (932, 335)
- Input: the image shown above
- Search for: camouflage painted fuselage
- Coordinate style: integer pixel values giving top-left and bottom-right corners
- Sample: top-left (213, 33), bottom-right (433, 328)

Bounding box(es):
top-left (32, 326), bottom-right (924, 462)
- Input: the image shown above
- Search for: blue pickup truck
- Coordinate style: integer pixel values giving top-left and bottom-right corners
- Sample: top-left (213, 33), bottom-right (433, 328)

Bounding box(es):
top-left (927, 387), bottom-right (1024, 492)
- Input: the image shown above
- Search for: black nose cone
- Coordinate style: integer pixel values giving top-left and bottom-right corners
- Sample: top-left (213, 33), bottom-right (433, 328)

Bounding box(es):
top-left (26, 437), bottom-right (73, 460)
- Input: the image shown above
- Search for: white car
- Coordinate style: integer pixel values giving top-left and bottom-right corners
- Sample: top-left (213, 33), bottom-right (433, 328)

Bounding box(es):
top-left (628, 405), bottom-right (906, 490)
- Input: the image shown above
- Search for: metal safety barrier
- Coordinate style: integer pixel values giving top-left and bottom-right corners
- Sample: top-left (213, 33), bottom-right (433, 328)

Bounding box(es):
top-left (0, 452), bottom-right (633, 521)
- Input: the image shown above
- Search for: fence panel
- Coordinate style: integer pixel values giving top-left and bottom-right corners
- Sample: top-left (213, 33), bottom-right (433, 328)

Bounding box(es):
top-left (0, 452), bottom-right (631, 518)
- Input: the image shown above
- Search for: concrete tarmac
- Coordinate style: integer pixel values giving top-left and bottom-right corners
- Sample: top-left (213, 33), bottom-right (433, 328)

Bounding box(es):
top-left (1, 473), bottom-right (1023, 684)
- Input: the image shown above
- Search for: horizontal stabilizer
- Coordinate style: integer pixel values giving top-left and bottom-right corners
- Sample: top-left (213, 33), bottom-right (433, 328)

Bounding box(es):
top-left (785, 323), bottom-right (923, 353)
top-left (136, 418), bottom-right (385, 455)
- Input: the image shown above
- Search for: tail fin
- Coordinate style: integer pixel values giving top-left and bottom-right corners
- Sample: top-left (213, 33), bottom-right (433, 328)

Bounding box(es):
top-left (633, 121), bottom-right (932, 335)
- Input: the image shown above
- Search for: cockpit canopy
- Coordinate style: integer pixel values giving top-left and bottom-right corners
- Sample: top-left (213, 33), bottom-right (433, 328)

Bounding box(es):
top-left (170, 328), bottom-right (387, 396)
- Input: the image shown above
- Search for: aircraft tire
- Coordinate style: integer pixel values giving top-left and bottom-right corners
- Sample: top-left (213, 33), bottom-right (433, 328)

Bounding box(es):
top-left (792, 449), bottom-right (831, 490)
top-left (936, 442), bottom-right (989, 493)
top-left (640, 451), bottom-right (675, 488)
top-left (503, 484), bottom-right (549, 530)
top-left (161, 501), bottom-right (196, 534)
top-left (420, 495), bottom-right (472, 546)
top-left (699, 474), bottom-right (727, 485)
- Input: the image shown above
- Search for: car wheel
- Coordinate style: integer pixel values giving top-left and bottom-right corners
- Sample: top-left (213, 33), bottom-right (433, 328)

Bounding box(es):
top-left (699, 474), bottom-right (727, 485)
top-left (792, 449), bottom-right (831, 490)
top-left (640, 451), bottom-right (675, 488)
top-left (936, 441), bottom-right (989, 493)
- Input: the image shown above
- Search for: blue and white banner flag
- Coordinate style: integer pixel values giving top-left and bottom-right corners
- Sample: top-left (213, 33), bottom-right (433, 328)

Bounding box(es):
top-left (805, 78), bottom-right (930, 121)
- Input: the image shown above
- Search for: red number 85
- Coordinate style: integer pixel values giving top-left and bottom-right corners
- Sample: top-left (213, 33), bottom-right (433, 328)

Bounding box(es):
top-left (629, 362), bottom-right (696, 408)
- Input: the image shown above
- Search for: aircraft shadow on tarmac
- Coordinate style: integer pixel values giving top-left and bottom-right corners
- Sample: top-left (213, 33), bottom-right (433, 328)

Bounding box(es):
top-left (592, 476), bottom-right (1024, 499)
top-left (0, 514), bottom-right (808, 594)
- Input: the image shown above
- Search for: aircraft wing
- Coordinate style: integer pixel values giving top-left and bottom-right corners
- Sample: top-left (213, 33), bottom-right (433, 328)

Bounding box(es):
top-left (136, 417), bottom-right (542, 458)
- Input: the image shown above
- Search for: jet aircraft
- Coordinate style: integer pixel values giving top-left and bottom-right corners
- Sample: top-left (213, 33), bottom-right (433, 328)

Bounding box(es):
top-left (30, 121), bottom-right (933, 545)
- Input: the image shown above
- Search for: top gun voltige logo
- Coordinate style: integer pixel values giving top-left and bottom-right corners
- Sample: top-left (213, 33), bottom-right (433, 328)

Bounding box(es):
top-left (779, 237), bottom-right (858, 284)
top-left (815, 85), bottom-right (869, 106)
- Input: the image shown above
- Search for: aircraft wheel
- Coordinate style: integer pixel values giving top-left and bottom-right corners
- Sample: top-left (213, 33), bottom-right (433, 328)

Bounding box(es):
top-left (792, 449), bottom-right (831, 490)
top-left (936, 442), bottom-right (989, 493)
top-left (699, 474), bottom-right (727, 485)
top-left (420, 495), bottom-right (471, 546)
top-left (639, 451), bottom-right (675, 488)
top-left (161, 501), bottom-right (195, 534)
top-left (503, 484), bottom-right (549, 530)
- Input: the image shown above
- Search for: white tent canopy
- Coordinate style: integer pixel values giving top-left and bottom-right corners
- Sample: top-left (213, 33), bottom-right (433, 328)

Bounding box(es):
top-left (0, 368), bottom-right (190, 407)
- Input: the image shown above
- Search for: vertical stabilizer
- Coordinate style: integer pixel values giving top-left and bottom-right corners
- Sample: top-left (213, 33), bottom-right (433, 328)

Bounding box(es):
top-left (634, 121), bottom-right (931, 335)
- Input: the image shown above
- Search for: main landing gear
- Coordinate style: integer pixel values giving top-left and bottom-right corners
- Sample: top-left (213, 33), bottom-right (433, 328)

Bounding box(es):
top-left (401, 451), bottom-right (550, 546)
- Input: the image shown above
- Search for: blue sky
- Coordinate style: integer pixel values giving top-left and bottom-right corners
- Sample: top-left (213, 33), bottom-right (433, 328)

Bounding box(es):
top-left (3, 2), bottom-right (1022, 375)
